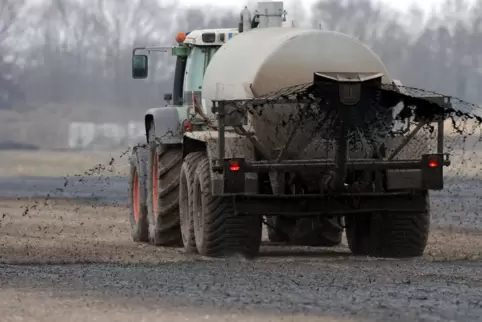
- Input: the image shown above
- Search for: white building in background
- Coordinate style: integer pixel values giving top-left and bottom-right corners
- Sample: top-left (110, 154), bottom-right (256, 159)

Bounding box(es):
top-left (68, 122), bottom-right (144, 150)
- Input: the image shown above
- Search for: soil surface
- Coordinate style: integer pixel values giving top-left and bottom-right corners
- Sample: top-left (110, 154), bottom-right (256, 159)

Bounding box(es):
top-left (1, 147), bottom-right (482, 321)
top-left (0, 196), bottom-right (482, 321)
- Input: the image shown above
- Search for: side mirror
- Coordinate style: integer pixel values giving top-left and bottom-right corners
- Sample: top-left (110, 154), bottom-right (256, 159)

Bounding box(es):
top-left (132, 55), bottom-right (148, 79)
top-left (164, 93), bottom-right (173, 101)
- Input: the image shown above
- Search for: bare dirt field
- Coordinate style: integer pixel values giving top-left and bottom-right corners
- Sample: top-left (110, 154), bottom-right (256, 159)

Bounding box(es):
top-left (1, 198), bottom-right (482, 264)
top-left (1, 198), bottom-right (482, 321)
top-left (1, 149), bottom-right (482, 321)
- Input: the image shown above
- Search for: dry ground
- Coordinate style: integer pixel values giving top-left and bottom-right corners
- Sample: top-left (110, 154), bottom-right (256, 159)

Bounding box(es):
top-left (1, 148), bottom-right (482, 321)
top-left (0, 198), bottom-right (481, 265)
top-left (1, 199), bottom-right (482, 321)
top-left (0, 198), bottom-right (177, 264)
top-left (0, 289), bottom-right (354, 322)
top-left (0, 199), bottom-right (355, 321)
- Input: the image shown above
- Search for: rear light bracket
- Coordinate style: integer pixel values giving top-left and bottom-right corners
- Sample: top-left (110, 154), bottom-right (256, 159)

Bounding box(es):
top-left (421, 153), bottom-right (444, 190)
top-left (223, 158), bottom-right (246, 194)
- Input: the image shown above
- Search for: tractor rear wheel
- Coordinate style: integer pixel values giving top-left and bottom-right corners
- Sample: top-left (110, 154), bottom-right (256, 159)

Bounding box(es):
top-left (128, 145), bottom-right (149, 242)
top-left (147, 126), bottom-right (183, 246)
top-left (192, 155), bottom-right (262, 258)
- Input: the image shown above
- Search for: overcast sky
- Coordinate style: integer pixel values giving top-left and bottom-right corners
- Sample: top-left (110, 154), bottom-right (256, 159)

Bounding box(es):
top-left (178, 0), bottom-right (441, 14)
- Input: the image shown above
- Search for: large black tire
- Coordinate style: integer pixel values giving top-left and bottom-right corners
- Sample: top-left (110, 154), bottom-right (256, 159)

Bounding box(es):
top-left (128, 145), bottom-right (149, 242)
top-left (346, 193), bottom-right (430, 258)
top-left (147, 125), bottom-right (183, 246)
top-left (179, 152), bottom-right (205, 253)
top-left (192, 155), bottom-right (262, 258)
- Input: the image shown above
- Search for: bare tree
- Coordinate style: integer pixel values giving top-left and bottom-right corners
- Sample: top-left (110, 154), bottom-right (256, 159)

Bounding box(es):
top-left (17, 0), bottom-right (181, 109)
top-left (311, 0), bottom-right (481, 102)
top-left (0, 0), bottom-right (27, 109)
top-left (2, 0), bottom-right (482, 115)
top-left (311, 0), bottom-right (410, 73)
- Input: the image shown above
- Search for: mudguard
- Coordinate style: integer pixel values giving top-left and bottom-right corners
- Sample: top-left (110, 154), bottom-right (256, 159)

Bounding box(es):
top-left (145, 106), bottom-right (188, 144)
top-left (129, 138), bottom-right (148, 150)
top-left (185, 131), bottom-right (258, 195)
top-left (185, 131), bottom-right (256, 161)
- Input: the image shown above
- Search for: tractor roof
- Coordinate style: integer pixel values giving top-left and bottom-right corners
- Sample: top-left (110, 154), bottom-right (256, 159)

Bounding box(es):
top-left (182, 28), bottom-right (240, 46)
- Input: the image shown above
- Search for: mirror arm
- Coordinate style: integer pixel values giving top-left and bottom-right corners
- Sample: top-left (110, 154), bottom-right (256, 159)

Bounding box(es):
top-left (147, 47), bottom-right (171, 53)
top-left (133, 46), bottom-right (172, 56)
top-left (133, 47), bottom-right (145, 55)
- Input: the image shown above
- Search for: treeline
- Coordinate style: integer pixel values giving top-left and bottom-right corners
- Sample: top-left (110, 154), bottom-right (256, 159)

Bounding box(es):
top-left (1, 0), bottom-right (481, 111)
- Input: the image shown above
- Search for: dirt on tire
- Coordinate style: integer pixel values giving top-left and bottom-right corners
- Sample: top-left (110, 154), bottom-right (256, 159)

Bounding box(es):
top-left (192, 155), bottom-right (262, 258)
top-left (146, 137), bottom-right (183, 246)
top-left (128, 145), bottom-right (149, 243)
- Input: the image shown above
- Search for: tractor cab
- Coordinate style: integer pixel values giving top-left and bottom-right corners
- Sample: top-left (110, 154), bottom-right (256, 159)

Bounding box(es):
top-left (132, 28), bottom-right (239, 108)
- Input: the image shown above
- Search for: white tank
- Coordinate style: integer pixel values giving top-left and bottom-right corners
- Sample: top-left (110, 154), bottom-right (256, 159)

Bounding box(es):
top-left (202, 27), bottom-right (394, 159)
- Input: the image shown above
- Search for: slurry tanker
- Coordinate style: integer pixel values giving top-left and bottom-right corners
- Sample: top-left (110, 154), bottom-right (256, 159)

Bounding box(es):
top-left (128, 1), bottom-right (450, 258)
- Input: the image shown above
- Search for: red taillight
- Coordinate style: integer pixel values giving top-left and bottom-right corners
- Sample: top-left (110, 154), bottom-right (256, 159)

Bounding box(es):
top-left (428, 158), bottom-right (439, 168)
top-left (183, 120), bottom-right (192, 132)
top-left (229, 160), bottom-right (240, 172)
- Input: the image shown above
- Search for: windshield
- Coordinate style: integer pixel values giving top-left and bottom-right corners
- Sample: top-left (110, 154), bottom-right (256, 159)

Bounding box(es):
top-left (184, 46), bottom-right (219, 92)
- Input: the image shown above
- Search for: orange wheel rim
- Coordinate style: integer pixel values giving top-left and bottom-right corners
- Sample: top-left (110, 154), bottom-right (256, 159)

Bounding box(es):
top-left (132, 170), bottom-right (140, 222)
top-left (152, 154), bottom-right (159, 216)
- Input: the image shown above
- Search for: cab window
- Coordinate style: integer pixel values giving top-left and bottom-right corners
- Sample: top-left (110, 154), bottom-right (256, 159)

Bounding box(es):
top-left (183, 46), bottom-right (219, 105)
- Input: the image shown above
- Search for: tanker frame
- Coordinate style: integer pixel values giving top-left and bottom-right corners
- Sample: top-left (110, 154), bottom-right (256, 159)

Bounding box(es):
top-left (128, 1), bottom-right (451, 258)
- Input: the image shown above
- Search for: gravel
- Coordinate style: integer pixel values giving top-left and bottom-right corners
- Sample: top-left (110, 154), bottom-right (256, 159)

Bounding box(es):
top-left (1, 257), bottom-right (482, 321)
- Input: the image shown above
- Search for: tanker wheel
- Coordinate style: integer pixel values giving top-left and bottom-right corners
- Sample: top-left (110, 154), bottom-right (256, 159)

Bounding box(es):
top-left (128, 145), bottom-right (149, 242)
top-left (192, 155), bottom-right (262, 258)
top-left (147, 127), bottom-right (183, 246)
top-left (179, 152), bottom-right (205, 253)
top-left (346, 193), bottom-right (430, 258)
